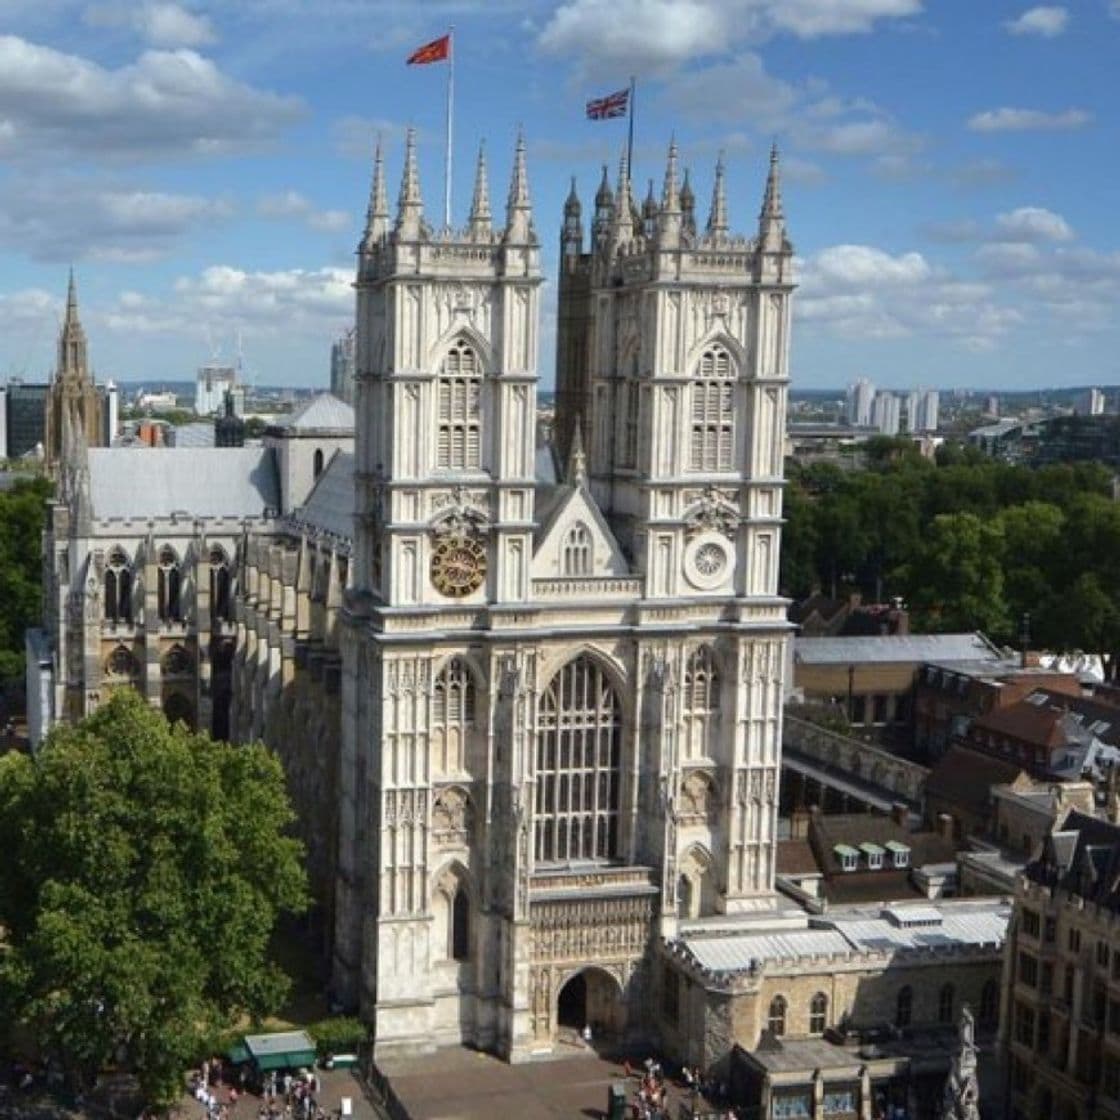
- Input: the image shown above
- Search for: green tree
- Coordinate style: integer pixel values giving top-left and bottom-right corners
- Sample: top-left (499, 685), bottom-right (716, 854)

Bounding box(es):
top-left (0, 475), bottom-right (52, 683)
top-left (898, 512), bottom-right (1008, 635)
top-left (0, 690), bottom-right (308, 1106)
top-left (996, 501), bottom-right (1066, 626)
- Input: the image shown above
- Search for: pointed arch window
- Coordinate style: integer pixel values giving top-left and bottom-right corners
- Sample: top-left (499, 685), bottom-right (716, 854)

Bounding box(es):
top-left (979, 979), bottom-right (999, 1028)
top-left (896, 986), bottom-right (912, 1028)
top-left (621, 377), bottom-right (640, 469)
top-left (534, 655), bottom-right (622, 864)
top-left (104, 546), bottom-right (133, 624)
top-left (690, 345), bottom-right (735, 472)
top-left (682, 645), bottom-right (720, 761)
top-left (313, 448), bottom-right (325, 478)
top-left (939, 983), bottom-right (955, 1024)
top-left (451, 886), bottom-right (470, 961)
top-left (157, 546), bottom-right (182, 623)
top-left (562, 522), bottom-right (593, 577)
top-left (432, 657), bottom-right (475, 774)
top-left (768, 995), bottom-right (787, 1037)
top-left (810, 992), bottom-right (828, 1035)
top-left (209, 546), bottom-right (232, 624)
top-left (436, 339), bottom-right (482, 471)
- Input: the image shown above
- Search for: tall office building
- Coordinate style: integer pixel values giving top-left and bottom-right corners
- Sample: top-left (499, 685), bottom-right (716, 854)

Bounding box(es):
top-left (195, 365), bottom-right (240, 416)
top-left (847, 378), bottom-right (875, 426)
top-left (330, 327), bottom-right (356, 404)
top-left (872, 392), bottom-right (901, 436)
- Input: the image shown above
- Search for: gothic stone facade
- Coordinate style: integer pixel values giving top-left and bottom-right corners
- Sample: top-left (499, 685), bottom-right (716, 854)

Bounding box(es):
top-left (233, 130), bottom-right (794, 1061)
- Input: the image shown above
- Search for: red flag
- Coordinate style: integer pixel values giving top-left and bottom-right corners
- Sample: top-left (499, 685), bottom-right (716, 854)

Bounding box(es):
top-left (586, 88), bottom-right (629, 120)
top-left (407, 34), bottom-right (451, 65)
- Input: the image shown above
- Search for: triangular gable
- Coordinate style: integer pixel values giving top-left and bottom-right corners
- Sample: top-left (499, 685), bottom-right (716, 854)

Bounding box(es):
top-left (531, 484), bottom-right (629, 579)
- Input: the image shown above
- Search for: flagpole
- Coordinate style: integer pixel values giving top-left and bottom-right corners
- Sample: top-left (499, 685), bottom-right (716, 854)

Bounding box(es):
top-left (626, 75), bottom-right (635, 176)
top-left (444, 26), bottom-right (454, 230)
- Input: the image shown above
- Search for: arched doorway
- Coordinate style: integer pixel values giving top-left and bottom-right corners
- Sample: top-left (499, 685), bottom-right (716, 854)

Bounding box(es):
top-left (556, 967), bottom-right (626, 1042)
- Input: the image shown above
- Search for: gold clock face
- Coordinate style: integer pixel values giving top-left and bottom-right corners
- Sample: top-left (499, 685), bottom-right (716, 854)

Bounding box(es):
top-left (431, 534), bottom-right (486, 597)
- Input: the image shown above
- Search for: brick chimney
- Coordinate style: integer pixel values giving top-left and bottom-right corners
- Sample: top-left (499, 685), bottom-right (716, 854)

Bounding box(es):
top-left (936, 813), bottom-right (956, 841)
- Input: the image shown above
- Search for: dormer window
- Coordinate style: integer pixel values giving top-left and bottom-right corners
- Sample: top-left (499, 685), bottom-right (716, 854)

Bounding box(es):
top-left (860, 842), bottom-right (885, 870)
top-left (834, 844), bottom-right (859, 872)
top-left (886, 840), bottom-right (911, 869)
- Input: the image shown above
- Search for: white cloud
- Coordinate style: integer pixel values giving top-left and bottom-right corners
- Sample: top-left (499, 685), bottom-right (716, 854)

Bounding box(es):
top-left (661, 52), bottom-right (798, 125)
top-left (0, 35), bottom-right (302, 160)
top-left (0, 176), bottom-right (232, 261)
top-left (257, 191), bottom-right (351, 234)
top-left (769, 0), bottom-right (922, 37)
top-left (539, 0), bottom-right (728, 72)
top-left (796, 243), bottom-right (1022, 349)
top-left (85, 2), bottom-right (217, 47)
top-left (810, 244), bottom-right (932, 286)
top-left (967, 106), bottom-right (1091, 132)
top-left (1003, 5), bottom-right (1068, 36)
top-left (103, 265), bottom-right (353, 337)
top-left (974, 242), bottom-right (1120, 330)
top-left (995, 206), bottom-right (1074, 242)
top-left (538, 0), bottom-right (922, 72)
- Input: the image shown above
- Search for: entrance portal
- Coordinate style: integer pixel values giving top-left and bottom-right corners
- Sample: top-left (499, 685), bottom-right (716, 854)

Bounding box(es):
top-left (557, 972), bottom-right (587, 1029)
top-left (556, 967), bottom-right (626, 1041)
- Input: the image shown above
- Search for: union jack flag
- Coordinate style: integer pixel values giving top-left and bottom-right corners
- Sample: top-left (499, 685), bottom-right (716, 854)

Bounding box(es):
top-left (586, 88), bottom-right (629, 120)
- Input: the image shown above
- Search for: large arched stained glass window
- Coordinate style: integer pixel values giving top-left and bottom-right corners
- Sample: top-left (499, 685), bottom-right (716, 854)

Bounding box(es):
top-left (534, 655), bottom-right (622, 863)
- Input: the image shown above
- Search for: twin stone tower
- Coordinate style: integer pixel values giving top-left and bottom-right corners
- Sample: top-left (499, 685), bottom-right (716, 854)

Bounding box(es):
top-left (327, 127), bottom-right (794, 1058)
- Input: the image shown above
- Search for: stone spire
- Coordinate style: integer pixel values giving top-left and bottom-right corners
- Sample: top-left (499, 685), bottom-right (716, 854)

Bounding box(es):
top-left (361, 136), bottom-right (390, 248)
top-left (642, 178), bottom-right (657, 236)
top-left (657, 139), bottom-right (682, 245)
top-left (661, 138), bottom-right (680, 212)
top-left (395, 126), bottom-right (424, 237)
top-left (57, 266), bottom-right (89, 381)
top-left (504, 129), bottom-right (534, 243)
top-left (565, 416), bottom-right (587, 486)
top-left (592, 163), bottom-right (614, 243)
top-left (562, 176), bottom-right (583, 256)
top-left (706, 153), bottom-right (728, 237)
top-left (468, 141), bottom-right (492, 238)
top-left (680, 167), bottom-right (696, 236)
top-left (613, 151), bottom-right (634, 243)
top-left (758, 141), bottom-right (786, 251)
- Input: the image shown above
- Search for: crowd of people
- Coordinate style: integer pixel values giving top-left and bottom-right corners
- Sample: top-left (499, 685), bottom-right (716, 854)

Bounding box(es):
top-left (190, 1057), bottom-right (329, 1120)
top-left (622, 1058), bottom-right (736, 1120)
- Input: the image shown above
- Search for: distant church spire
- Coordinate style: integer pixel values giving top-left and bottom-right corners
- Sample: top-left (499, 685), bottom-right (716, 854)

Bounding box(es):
top-left (468, 141), bottom-right (492, 238)
top-left (362, 135), bottom-right (390, 247)
top-left (706, 153), bottom-right (728, 237)
top-left (396, 126), bottom-right (424, 237)
top-left (57, 266), bottom-right (89, 382)
top-left (504, 129), bottom-right (534, 243)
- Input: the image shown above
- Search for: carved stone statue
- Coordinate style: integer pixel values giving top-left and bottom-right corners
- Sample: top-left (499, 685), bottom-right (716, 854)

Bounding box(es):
top-left (941, 1005), bottom-right (980, 1120)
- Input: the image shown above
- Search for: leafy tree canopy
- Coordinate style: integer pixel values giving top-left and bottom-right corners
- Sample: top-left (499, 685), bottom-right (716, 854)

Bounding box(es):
top-left (781, 455), bottom-right (1120, 677)
top-left (0, 475), bottom-right (52, 683)
top-left (0, 690), bottom-right (308, 1107)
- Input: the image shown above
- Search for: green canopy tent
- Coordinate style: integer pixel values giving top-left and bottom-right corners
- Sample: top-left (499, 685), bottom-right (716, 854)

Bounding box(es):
top-left (233, 1030), bottom-right (317, 1073)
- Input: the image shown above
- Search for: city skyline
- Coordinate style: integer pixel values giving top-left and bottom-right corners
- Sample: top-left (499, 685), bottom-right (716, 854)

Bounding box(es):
top-left (0, 1), bottom-right (1116, 390)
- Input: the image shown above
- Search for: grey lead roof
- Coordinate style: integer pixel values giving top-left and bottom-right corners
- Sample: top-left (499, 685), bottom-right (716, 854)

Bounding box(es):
top-left (284, 393), bottom-right (355, 432)
top-left (794, 633), bottom-right (1002, 665)
top-left (292, 452), bottom-right (354, 541)
top-left (88, 447), bottom-right (280, 520)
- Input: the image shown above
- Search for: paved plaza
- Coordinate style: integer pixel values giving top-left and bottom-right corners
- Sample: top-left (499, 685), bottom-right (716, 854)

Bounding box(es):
top-left (377, 1046), bottom-right (693, 1120)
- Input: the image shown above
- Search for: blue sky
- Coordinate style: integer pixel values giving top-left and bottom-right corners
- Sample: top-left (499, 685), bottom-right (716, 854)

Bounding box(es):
top-left (0, 0), bottom-right (1117, 392)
